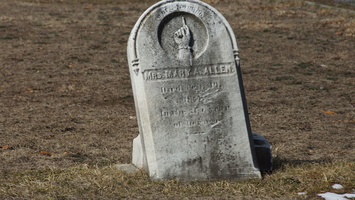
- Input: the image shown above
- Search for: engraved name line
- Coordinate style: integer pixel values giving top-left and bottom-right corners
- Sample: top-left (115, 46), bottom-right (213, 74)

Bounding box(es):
top-left (161, 81), bottom-right (221, 94)
top-left (173, 119), bottom-right (220, 128)
top-left (143, 63), bottom-right (235, 81)
top-left (161, 105), bottom-right (231, 118)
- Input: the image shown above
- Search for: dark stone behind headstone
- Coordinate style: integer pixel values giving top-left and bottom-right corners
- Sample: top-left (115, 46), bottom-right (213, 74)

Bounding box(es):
top-left (253, 133), bottom-right (273, 172)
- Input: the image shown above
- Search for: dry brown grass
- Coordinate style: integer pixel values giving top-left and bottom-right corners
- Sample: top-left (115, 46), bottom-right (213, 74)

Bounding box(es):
top-left (0, 161), bottom-right (354, 199)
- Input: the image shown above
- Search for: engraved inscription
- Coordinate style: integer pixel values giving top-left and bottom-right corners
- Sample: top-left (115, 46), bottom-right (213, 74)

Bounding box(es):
top-left (156, 6), bottom-right (175, 20)
top-left (156, 4), bottom-right (204, 20)
top-left (157, 78), bottom-right (231, 133)
top-left (161, 106), bottom-right (231, 119)
top-left (161, 82), bottom-right (221, 94)
top-left (173, 119), bottom-right (220, 128)
top-left (143, 63), bottom-right (235, 81)
top-left (160, 82), bottom-right (224, 105)
top-left (184, 5), bottom-right (204, 18)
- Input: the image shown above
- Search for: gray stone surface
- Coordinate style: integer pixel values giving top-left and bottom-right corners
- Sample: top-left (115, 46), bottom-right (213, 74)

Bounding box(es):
top-left (127, 0), bottom-right (261, 181)
top-left (116, 164), bottom-right (140, 174)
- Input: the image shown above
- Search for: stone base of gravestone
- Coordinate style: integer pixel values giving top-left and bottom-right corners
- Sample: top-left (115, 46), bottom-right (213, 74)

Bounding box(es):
top-left (130, 133), bottom-right (273, 174)
top-left (132, 135), bottom-right (145, 169)
top-left (116, 164), bottom-right (140, 174)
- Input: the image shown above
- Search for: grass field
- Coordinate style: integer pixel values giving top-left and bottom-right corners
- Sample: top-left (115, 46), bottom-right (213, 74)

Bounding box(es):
top-left (0, 0), bottom-right (354, 199)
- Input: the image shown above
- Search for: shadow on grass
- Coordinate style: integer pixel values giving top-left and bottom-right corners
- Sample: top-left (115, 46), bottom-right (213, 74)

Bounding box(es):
top-left (306, 0), bottom-right (355, 11)
top-left (270, 156), bottom-right (335, 173)
top-left (259, 156), bottom-right (341, 176)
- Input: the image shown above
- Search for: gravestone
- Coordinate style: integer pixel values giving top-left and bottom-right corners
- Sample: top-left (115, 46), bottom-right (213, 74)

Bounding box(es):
top-left (126, 0), bottom-right (261, 180)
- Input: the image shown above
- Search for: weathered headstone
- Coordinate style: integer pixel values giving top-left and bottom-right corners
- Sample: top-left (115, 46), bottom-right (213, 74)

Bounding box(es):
top-left (126, 0), bottom-right (261, 180)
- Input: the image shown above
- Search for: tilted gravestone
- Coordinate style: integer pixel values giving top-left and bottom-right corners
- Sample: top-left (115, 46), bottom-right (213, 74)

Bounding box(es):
top-left (126, 0), bottom-right (261, 180)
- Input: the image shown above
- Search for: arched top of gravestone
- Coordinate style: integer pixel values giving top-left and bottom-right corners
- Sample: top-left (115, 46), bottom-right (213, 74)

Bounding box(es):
top-left (127, 0), bottom-right (240, 75)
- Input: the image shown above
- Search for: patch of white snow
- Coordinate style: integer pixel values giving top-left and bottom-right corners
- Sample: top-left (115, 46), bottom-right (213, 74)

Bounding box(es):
top-left (332, 184), bottom-right (344, 189)
top-left (318, 192), bottom-right (355, 200)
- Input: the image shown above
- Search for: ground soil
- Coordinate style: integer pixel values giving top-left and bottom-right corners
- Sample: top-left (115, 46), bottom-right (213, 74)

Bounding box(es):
top-left (0, 0), bottom-right (354, 174)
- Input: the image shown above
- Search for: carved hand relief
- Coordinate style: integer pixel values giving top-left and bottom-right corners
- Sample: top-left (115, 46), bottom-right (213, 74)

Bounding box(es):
top-left (173, 17), bottom-right (192, 60)
top-left (158, 12), bottom-right (208, 61)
